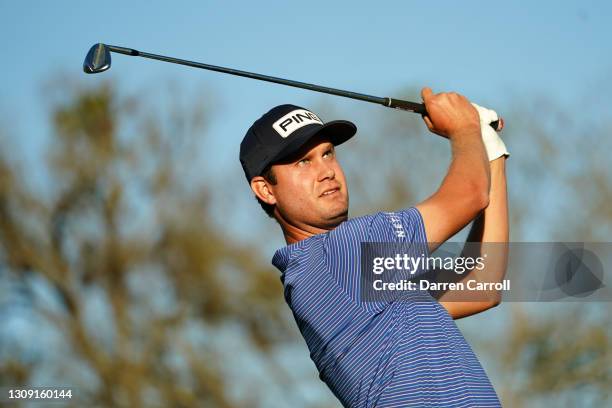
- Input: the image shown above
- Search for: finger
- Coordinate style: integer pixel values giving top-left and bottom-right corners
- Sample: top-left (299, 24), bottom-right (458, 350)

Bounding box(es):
top-left (422, 115), bottom-right (434, 130)
top-left (421, 87), bottom-right (433, 103)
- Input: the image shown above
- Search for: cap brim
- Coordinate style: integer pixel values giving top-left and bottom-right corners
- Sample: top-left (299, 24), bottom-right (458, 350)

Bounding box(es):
top-left (273, 120), bottom-right (357, 165)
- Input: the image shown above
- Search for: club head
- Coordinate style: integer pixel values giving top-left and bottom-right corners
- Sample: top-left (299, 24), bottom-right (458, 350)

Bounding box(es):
top-left (83, 43), bottom-right (111, 74)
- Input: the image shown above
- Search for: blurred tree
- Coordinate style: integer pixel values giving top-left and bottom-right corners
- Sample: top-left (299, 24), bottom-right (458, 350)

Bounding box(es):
top-left (0, 80), bottom-right (313, 407)
top-left (0, 79), bottom-right (610, 408)
top-left (490, 98), bottom-right (612, 408)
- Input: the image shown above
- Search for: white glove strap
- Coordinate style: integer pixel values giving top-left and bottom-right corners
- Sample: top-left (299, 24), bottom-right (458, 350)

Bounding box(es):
top-left (472, 103), bottom-right (509, 161)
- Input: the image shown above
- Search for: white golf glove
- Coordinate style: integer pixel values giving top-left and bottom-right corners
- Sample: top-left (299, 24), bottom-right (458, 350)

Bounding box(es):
top-left (472, 103), bottom-right (509, 161)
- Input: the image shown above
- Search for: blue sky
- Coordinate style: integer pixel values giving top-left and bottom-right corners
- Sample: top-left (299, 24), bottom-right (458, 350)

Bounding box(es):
top-left (2, 1), bottom-right (610, 170)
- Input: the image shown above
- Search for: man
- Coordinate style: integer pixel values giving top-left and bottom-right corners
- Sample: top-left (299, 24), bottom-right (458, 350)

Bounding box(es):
top-left (240, 87), bottom-right (508, 407)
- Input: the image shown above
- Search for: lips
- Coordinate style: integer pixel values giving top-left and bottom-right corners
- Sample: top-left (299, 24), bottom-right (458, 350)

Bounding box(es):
top-left (320, 186), bottom-right (340, 197)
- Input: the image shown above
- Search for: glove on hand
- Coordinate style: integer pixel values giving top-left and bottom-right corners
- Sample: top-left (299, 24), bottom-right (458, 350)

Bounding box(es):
top-left (472, 103), bottom-right (509, 161)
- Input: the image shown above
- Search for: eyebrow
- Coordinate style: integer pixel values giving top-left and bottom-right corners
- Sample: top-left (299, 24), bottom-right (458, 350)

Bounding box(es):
top-left (284, 142), bottom-right (334, 164)
top-left (303, 143), bottom-right (334, 159)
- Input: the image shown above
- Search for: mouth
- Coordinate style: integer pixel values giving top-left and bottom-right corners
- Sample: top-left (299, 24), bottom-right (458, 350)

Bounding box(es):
top-left (320, 187), bottom-right (341, 197)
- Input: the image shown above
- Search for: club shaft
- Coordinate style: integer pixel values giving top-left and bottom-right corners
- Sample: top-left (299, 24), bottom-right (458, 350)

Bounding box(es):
top-left (104, 44), bottom-right (500, 130)
top-left (106, 45), bottom-right (418, 111)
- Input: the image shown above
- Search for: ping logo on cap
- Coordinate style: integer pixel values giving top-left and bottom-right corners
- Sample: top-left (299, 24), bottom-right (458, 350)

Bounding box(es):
top-left (272, 109), bottom-right (323, 138)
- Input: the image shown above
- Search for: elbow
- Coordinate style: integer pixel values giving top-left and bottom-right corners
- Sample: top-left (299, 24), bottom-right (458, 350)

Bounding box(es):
top-left (486, 292), bottom-right (502, 309)
top-left (468, 182), bottom-right (490, 212)
top-left (476, 190), bottom-right (490, 211)
top-left (490, 297), bottom-right (502, 308)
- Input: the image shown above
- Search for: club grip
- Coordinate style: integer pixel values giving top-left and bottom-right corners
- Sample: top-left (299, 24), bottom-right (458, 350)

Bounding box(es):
top-left (386, 98), bottom-right (427, 115)
top-left (385, 97), bottom-right (502, 131)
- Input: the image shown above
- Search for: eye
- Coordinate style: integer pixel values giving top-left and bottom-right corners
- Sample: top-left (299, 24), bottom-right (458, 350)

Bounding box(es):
top-left (297, 158), bottom-right (310, 166)
top-left (323, 148), bottom-right (334, 158)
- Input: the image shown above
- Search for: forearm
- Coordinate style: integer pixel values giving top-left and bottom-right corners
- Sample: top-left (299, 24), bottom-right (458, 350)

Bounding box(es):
top-left (415, 89), bottom-right (498, 252)
top-left (418, 130), bottom-right (491, 252)
top-left (444, 130), bottom-right (491, 203)
top-left (436, 157), bottom-right (508, 318)
top-left (463, 157), bottom-right (509, 294)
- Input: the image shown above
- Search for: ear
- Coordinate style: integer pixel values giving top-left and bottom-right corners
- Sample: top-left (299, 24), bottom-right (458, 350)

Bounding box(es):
top-left (250, 176), bottom-right (277, 205)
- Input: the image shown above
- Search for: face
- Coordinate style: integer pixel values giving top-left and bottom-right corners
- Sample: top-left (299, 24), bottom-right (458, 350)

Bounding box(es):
top-left (256, 136), bottom-right (349, 230)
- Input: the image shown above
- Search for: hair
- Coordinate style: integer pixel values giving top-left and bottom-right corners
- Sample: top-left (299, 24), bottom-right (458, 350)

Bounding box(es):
top-left (256, 165), bottom-right (277, 218)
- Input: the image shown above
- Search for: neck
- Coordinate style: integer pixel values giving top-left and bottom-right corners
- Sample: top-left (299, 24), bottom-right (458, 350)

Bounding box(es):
top-left (275, 212), bottom-right (331, 245)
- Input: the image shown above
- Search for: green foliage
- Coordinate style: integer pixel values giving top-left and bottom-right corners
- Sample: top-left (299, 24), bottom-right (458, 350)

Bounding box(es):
top-left (0, 80), bottom-right (610, 407)
top-left (0, 81), bottom-right (297, 407)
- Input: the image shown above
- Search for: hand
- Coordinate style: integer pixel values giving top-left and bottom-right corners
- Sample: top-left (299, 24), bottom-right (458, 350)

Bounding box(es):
top-left (471, 102), bottom-right (510, 161)
top-left (420, 87), bottom-right (480, 140)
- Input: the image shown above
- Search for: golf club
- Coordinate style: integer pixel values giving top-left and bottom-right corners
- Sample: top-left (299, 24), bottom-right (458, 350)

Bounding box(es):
top-left (83, 43), bottom-right (502, 130)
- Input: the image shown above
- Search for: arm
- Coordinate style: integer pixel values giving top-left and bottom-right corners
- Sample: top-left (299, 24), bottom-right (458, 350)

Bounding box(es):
top-left (415, 88), bottom-right (491, 253)
top-left (437, 157), bottom-right (509, 319)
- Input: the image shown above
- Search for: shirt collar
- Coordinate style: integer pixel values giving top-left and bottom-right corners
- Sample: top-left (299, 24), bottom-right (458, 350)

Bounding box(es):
top-left (271, 234), bottom-right (323, 272)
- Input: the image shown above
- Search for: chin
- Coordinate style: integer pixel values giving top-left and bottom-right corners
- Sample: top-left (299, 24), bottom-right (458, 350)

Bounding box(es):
top-left (323, 206), bottom-right (349, 227)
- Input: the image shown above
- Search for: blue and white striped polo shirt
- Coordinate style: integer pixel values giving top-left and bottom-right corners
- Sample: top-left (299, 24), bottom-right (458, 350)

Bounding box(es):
top-left (272, 207), bottom-right (501, 407)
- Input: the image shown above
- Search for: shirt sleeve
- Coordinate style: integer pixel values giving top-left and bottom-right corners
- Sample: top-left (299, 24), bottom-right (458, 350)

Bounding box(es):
top-left (369, 207), bottom-right (429, 249)
top-left (323, 208), bottom-right (431, 308)
top-left (364, 208), bottom-right (431, 303)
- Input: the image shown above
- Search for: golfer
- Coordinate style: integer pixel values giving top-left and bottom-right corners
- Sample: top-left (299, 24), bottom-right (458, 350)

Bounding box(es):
top-left (240, 87), bottom-right (508, 407)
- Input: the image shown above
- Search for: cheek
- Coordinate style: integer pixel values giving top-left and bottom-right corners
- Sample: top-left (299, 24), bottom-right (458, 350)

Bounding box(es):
top-left (287, 169), bottom-right (314, 191)
top-left (274, 172), bottom-right (313, 205)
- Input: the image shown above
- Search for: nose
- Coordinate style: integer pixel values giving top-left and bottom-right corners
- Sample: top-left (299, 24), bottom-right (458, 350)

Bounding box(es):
top-left (317, 160), bottom-right (335, 181)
